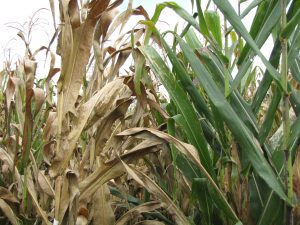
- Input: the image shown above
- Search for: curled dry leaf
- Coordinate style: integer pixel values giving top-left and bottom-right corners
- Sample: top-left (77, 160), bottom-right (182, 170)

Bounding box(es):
top-left (91, 184), bottom-right (115, 225)
top-left (79, 162), bottom-right (125, 201)
top-left (79, 137), bottom-right (161, 201)
top-left (94, 99), bottom-right (133, 156)
top-left (117, 128), bottom-right (239, 221)
top-left (37, 171), bottom-right (55, 197)
top-left (85, 79), bottom-right (132, 130)
top-left (106, 138), bottom-right (163, 165)
top-left (27, 176), bottom-right (52, 225)
top-left (0, 148), bottom-right (22, 185)
top-left (57, 0), bottom-right (119, 119)
top-left (50, 78), bottom-right (131, 177)
top-left (0, 187), bottom-right (19, 204)
top-left (57, 170), bottom-right (79, 224)
top-left (5, 77), bottom-right (19, 111)
top-left (24, 59), bottom-right (36, 90)
top-left (115, 201), bottom-right (165, 225)
top-left (134, 220), bottom-right (165, 225)
top-left (43, 111), bottom-right (57, 142)
top-left (121, 161), bottom-right (189, 225)
top-left (32, 88), bottom-right (46, 116)
top-left (45, 51), bottom-right (60, 104)
top-left (88, 0), bottom-right (111, 20)
top-left (68, 0), bottom-right (81, 29)
top-left (0, 198), bottom-right (19, 225)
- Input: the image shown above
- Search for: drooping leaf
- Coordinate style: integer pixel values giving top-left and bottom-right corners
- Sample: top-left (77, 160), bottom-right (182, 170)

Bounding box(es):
top-left (175, 37), bottom-right (288, 202)
top-left (118, 128), bottom-right (240, 222)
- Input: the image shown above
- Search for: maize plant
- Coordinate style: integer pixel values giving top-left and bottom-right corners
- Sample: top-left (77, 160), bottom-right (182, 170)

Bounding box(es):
top-left (0, 0), bottom-right (300, 225)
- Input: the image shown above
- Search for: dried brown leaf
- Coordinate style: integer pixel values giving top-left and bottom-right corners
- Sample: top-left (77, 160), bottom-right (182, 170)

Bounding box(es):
top-left (43, 111), bottom-right (57, 142)
top-left (106, 139), bottom-right (163, 165)
top-left (0, 148), bottom-right (22, 185)
top-left (117, 128), bottom-right (201, 167)
top-left (94, 99), bottom-right (132, 156)
top-left (58, 0), bottom-right (97, 117)
top-left (133, 6), bottom-right (150, 20)
top-left (5, 77), bottom-right (18, 111)
top-left (0, 187), bottom-right (19, 204)
top-left (37, 171), bottom-right (55, 197)
top-left (88, 0), bottom-right (110, 21)
top-left (24, 59), bottom-right (36, 90)
top-left (68, 0), bottom-right (81, 29)
top-left (91, 184), bottom-right (115, 225)
top-left (27, 178), bottom-right (51, 225)
top-left (32, 46), bottom-right (48, 58)
top-left (115, 201), bottom-right (164, 225)
top-left (21, 60), bottom-right (37, 169)
top-left (54, 176), bottom-right (62, 221)
top-left (134, 220), bottom-right (165, 225)
top-left (0, 198), bottom-right (19, 225)
top-left (95, 9), bottom-right (118, 42)
top-left (106, 3), bottom-right (149, 40)
top-left (32, 88), bottom-right (45, 116)
top-left (50, 78), bottom-right (131, 177)
top-left (79, 162), bottom-right (124, 201)
top-left (57, 170), bottom-right (79, 224)
top-left (117, 128), bottom-right (238, 220)
top-left (121, 161), bottom-right (189, 225)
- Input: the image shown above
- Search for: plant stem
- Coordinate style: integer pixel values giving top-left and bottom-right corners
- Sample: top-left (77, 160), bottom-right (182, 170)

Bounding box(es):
top-left (280, 0), bottom-right (293, 223)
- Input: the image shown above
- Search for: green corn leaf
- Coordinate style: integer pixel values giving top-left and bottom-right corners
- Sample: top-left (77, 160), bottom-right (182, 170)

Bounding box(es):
top-left (184, 29), bottom-right (203, 50)
top-left (197, 50), bottom-right (259, 134)
top-left (257, 188), bottom-right (283, 225)
top-left (195, 0), bottom-right (210, 38)
top-left (251, 39), bottom-right (281, 114)
top-left (281, 8), bottom-right (300, 38)
top-left (157, 1), bottom-right (228, 64)
top-left (176, 36), bottom-right (288, 203)
top-left (140, 45), bottom-right (242, 223)
top-left (290, 116), bottom-right (300, 158)
top-left (237, 0), bottom-right (277, 65)
top-left (258, 87), bottom-right (282, 144)
top-left (288, 25), bottom-right (300, 70)
top-left (139, 45), bottom-right (215, 177)
top-left (192, 178), bottom-right (213, 225)
top-left (212, 0), bottom-right (283, 90)
top-left (290, 56), bottom-right (300, 83)
top-left (233, 1), bottom-right (281, 90)
top-left (204, 10), bottom-right (222, 48)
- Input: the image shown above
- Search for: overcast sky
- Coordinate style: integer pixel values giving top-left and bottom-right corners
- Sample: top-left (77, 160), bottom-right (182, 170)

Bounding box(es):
top-left (0, 0), bottom-right (271, 76)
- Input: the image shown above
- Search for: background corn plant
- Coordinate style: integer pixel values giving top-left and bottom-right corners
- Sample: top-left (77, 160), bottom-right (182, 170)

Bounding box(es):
top-left (136, 0), bottom-right (300, 224)
top-left (0, 0), bottom-right (299, 225)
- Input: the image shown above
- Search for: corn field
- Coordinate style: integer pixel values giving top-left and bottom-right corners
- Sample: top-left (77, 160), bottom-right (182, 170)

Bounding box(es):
top-left (0, 0), bottom-right (300, 224)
